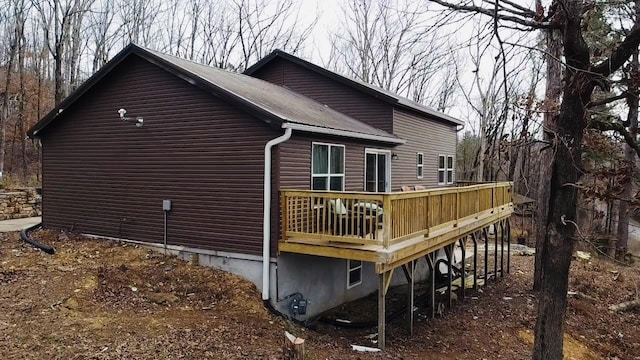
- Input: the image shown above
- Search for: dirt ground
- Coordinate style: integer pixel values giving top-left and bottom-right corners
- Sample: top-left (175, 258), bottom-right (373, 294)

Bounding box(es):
top-left (1, 229), bottom-right (639, 359)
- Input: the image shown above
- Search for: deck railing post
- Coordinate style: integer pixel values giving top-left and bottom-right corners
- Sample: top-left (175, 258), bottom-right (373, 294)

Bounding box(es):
top-left (492, 183), bottom-right (496, 211)
top-left (455, 189), bottom-right (460, 226)
top-left (281, 191), bottom-right (288, 241)
top-left (382, 194), bottom-right (392, 248)
top-left (475, 187), bottom-right (479, 217)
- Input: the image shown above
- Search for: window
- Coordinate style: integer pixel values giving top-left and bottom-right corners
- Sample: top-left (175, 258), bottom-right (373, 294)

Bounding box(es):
top-left (312, 143), bottom-right (345, 191)
top-left (438, 154), bottom-right (454, 185)
top-left (416, 152), bottom-right (424, 179)
top-left (438, 155), bottom-right (446, 185)
top-left (347, 259), bottom-right (362, 288)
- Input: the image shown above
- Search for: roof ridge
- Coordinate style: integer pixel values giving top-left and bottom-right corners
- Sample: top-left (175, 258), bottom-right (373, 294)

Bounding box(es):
top-left (29, 44), bottom-right (404, 144)
top-left (245, 49), bottom-right (463, 126)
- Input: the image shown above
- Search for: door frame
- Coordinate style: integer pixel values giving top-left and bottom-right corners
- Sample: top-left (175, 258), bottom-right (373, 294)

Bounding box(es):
top-left (364, 148), bottom-right (392, 192)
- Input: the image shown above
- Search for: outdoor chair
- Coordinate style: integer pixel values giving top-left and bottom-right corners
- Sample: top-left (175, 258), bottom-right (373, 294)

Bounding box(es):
top-left (327, 199), bottom-right (383, 238)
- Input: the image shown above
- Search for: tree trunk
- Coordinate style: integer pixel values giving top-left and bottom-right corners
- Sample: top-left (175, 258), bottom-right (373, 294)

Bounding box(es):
top-left (54, 40), bottom-right (65, 105)
top-left (0, 30), bottom-right (17, 184)
top-left (616, 50), bottom-right (638, 259)
top-left (533, 1), bottom-right (592, 357)
top-left (17, 12), bottom-right (26, 182)
top-left (534, 24), bottom-right (563, 291)
top-left (533, 84), bottom-right (588, 360)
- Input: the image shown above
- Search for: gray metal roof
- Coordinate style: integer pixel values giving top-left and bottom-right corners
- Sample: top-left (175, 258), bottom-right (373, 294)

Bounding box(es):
top-left (143, 48), bottom-right (402, 143)
top-left (29, 44), bottom-right (403, 144)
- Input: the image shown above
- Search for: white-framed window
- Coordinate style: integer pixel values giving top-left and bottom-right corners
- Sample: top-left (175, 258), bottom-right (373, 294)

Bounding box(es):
top-left (347, 259), bottom-right (362, 288)
top-left (438, 154), bottom-right (454, 185)
top-left (438, 154), bottom-right (446, 185)
top-left (416, 152), bottom-right (424, 179)
top-left (365, 148), bottom-right (391, 192)
top-left (447, 155), bottom-right (454, 184)
top-left (312, 143), bottom-right (345, 191)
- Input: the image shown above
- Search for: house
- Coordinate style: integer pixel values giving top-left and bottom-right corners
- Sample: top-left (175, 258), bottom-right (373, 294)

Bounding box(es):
top-left (28, 44), bottom-right (513, 349)
top-left (245, 49), bottom-right (463, 190)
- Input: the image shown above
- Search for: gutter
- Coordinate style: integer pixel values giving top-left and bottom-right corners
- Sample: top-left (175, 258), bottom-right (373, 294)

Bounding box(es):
top-left (281, 123), bottom-right (405, 145)
top-left (262, 127), bottom-right (293, 301)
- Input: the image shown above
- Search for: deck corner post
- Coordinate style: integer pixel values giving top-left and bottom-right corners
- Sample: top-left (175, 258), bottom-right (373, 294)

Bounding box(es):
top-left (281, 191), bottom-right (288, 241)
top-left (382, 195), bottom-right (392, 248)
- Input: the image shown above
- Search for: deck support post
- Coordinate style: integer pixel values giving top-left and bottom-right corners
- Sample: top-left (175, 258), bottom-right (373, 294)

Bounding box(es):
top-left (459, 237), bottom-right (466, 300)
top-left (444, 244), bottom-right (453, 309)
top-left (407, 260), bottom-right (415, 335)
top-left (378, 269), bottom-right (393, 351)
top-left (425, 252), bottom-right (435, 319)
top-left (500, 220), bottom-right (505, 278)
top-left (471, 231), bottom-right (478, 291)
top-left (482, 227), bottom-right (489, 282)
top-left (506, 219), bottom-right (511, 273)
top-left (493, 222), bottom-right (498, 282)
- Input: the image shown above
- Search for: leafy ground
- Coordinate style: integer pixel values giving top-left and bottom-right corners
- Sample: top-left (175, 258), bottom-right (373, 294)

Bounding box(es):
top-left (1, 229), bottom-right (639, 359)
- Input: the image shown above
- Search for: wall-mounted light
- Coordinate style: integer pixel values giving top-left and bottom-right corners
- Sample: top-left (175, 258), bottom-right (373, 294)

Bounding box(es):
top-left (391, 153), bottom-right (399, 160)
top-left (117, 108), bottom-right (144, 128)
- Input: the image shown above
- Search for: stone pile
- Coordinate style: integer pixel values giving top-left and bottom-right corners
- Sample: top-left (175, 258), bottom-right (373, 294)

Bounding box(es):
top-left (0, 190), bottom-right (42, 220)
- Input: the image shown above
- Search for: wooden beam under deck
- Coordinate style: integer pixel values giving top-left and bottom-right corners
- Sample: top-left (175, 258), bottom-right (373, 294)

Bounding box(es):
top-left (279, 206), bottom-right (513, 273)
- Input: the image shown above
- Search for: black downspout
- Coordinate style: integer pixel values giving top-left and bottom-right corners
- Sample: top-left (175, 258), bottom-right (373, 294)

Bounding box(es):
top-left (20, 223), bottom-right (55, 254)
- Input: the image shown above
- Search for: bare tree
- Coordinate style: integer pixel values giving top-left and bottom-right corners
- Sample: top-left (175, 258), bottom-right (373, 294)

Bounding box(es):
top-left (328, 0), bottom-right (452, 106)
top-left (118, 0), bottom-right (161, 47)
top-left (32, 0), bottom-right (94, 104)
top-left (234, 0), bottom-right (315, 71)
top-left (88, 0), bottom-right (122, 73)
top-left (0, 0), bottom-right (19, 183)
top-left (615, 2), bottom-right (639, 260)
top-left (429, 1), bottom-right (640, 359)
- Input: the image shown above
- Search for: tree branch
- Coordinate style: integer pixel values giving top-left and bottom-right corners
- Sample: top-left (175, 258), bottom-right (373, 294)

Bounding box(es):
top-left (592, 22), bottom-right (640, 77)
top-left (428, 0), bottom-right (557, 29)
top-left (589, 118), bottom-right (640, 158)
top-left (587, 91), bottom-right (637, 108)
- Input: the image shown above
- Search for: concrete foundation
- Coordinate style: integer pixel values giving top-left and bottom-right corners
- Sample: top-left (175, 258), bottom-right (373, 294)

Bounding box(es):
top-left (273, 252), bottom-right (431, 319)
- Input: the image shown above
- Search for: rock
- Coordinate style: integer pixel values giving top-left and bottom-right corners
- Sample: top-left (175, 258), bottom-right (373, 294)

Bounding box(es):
top-left (64, 297), bottom-right (80, 310)
top-left (146, 292), bottom-right (179, 305)
top-left (574, 251), bottom-right (591, 261)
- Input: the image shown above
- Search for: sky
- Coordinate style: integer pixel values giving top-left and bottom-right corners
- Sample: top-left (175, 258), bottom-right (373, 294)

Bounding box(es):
top-left (290, 0), bottom-right (529, 130)
top-left (298, 0), bottom-right (343, 59)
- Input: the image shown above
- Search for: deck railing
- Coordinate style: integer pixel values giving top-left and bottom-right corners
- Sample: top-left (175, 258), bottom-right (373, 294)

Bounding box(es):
top-left (281, 182), bottom-right (513, 249)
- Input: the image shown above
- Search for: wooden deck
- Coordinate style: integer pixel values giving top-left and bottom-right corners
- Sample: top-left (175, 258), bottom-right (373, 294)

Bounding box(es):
top-left (279, 182), bottom-right (514, 273)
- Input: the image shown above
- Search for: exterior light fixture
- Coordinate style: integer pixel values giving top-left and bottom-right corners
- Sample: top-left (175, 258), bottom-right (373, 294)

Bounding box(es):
top-left (117, 108), bottom-right (144, 128)
top-left (391, 153), bottom-right (399, 160)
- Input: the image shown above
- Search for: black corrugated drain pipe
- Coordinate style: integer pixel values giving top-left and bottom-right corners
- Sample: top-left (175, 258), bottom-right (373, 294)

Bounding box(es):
top-left (20, 223), bottom-right (55, 254)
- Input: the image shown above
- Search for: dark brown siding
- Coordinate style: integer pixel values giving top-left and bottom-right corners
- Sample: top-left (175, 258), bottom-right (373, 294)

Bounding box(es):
top-left (251, 58), bottom-right (394, 133)
top-left (278, 134), bottom-right (393, 191)
top-left (391, 108), bottom-right (457, 189)
top-left (40, 55), bottom-right (281, 256)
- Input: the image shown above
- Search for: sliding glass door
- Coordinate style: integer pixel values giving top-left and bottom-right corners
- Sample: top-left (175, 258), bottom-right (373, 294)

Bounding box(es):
top-left (365, 149), bottom-right (390, 192)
